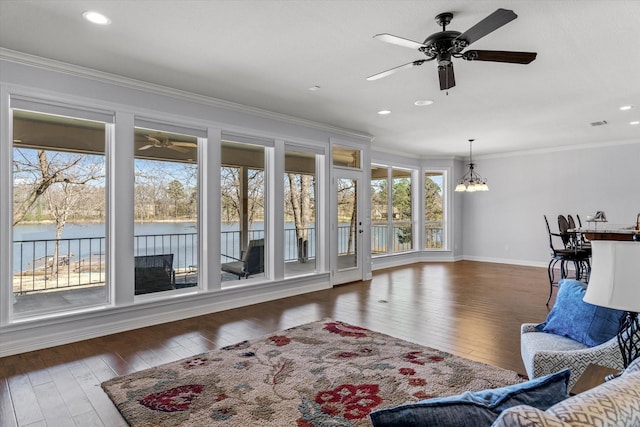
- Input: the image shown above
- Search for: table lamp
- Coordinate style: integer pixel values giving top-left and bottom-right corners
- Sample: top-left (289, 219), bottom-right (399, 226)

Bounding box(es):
top-left (583, 240), bottom-right (640, 375)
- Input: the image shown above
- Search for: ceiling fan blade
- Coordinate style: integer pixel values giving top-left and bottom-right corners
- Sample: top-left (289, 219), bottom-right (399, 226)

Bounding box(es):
top-left (366, 59), bottom-right (428, 81)
top-left (373, 33), bottom-right (426, 50)
top-left (455, 8), bottom-right (517, 46)
top-left (438, 63), bottom-right (456, 90)
top-left (168, 145), bottom-right (189, 153)
top-left (462, 50), bottom-right (537, 64)
top-left (139, 144), bottom-right (154, 150)
top-left (170, 141), bottom-right (198, 147)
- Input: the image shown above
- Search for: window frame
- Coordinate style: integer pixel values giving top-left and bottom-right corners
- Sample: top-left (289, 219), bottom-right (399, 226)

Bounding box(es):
top-left (132, 121), bottom-right (202, 298)
top-left (8, 98), bottom-right (114, 320)
top-left (370, 164), bottom-right (417, 256)
top-left (423, 169), bottom-right (448, 251)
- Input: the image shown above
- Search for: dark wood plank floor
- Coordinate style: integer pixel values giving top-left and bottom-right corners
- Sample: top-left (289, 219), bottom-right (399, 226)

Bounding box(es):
top-left (0, 261), bottom-right (552, 426)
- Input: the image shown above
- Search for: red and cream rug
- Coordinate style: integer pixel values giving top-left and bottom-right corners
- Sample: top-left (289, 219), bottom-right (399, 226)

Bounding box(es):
top-left (102, 319), bottom-right (523, 426)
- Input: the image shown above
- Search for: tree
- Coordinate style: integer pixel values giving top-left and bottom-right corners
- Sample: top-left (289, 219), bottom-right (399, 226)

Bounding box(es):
top-left (134, 159), bottom-right (197, 220)
top-left (246, 169), bottom-right (264, 225)
top-left (286, 173), bottom-right (313, 262)
top-left (424, 176), bottom-right (444, 248)
top-left (392, 178), bottom-right (412, 246)
top-left (221, 166), bottom-right (240, 222)
top-left (13, 148), bottom-right (104, 275)
top-left (44, 180), bottom-right (81, 275)
top-left (392, 178), bottom-right (412, 220)
top-left (370, 178), bottom-right (387, 221)
top-left (337, 178), bottom-right (357, 255)
top-left (424, 177), bottom-right (443, 221)
top-left (166, 180), bottom-right (186, 217)
top-left (12, 149), bottom-right (102, 226)
top-left (220, 166), bottom-right (264, 226)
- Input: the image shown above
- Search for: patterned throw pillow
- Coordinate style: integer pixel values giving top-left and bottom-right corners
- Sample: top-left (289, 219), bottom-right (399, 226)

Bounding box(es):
top-left (535, 279), bottom-right (624, 347)
top-left (369, 369), bottom-right (569, 427)
top-left (495, 371), bottom-right (640, 427)
top-left (624, 356), bottom-right (640, 374)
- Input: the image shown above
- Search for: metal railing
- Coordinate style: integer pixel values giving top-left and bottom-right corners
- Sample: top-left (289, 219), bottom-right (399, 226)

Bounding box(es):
top-left (371, 222), bottom-right (444, 253)
top-left (13, 236), bottom-right (106, 295)
top-left (13, 233), bottom-right (198, 295)
top-left (221, 228), bottom-right (317, 262)
top-left (220, 229), bottom-right (265, 263)
top-left (371, 222), bottom-right (413, 253)
top-left (14, 227), bottom-right (318, 295)
top-left (12, 222), bottom-right (443, 295)
top-left (425, 221), bottom-right (444, 249)
top-left (134, 232), bottom-right (198, 273)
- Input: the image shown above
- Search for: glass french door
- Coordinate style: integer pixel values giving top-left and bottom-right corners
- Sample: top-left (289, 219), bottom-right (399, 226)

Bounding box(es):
top-left (333, 169), bottom-right (363, 284)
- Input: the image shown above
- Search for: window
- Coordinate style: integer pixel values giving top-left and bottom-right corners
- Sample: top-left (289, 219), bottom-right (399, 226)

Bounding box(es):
top-left (284, 149), bottom-right (317, 276)
top-left (392, 169), bottom-right (413, 252)
top-left (370, 166), bottom-right (388, 254)
top-left (370, 166), bottom-right (414, 255)
top-left (424, 172), bottom-right (445, 249)
top-left (337, 177), bottom-right (358, 268)
top-left (133, 126), bottom-right (199, 295)
top-left (12, 106), bottom-right (110, 316)
top-left (220, 140), bottom-right (266, 282)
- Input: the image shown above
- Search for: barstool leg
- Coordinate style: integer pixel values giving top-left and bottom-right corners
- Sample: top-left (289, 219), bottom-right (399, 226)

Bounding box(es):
top-left (547, 259), bottom-right (556, 305)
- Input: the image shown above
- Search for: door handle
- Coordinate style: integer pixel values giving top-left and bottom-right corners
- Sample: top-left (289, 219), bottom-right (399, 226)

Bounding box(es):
top-left (359, 229), bottom-right (364, 234)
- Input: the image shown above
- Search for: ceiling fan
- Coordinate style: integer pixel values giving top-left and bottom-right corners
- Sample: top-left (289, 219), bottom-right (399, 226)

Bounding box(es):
top-left (138, 135), bottom-right (197, 153)
top-left (367, 8), bottom-right (537, 90)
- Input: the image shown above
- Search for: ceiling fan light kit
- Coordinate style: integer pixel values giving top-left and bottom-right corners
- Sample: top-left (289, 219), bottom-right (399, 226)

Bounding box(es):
top-left (455, 139), bottom-right (489, 192)
top-left (367, 8), bottom-right (537, 90)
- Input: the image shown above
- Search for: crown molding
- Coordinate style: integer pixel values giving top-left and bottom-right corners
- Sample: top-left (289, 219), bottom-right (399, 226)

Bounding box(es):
top-left (474, 138), bottom-right (640, 161)
top-left (0, 48), bottom-right (373, 142)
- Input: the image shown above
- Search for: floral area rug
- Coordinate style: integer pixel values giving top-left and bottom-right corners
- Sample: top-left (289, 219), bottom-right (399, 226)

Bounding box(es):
top-left (102, 319), bottom-right (523, 426)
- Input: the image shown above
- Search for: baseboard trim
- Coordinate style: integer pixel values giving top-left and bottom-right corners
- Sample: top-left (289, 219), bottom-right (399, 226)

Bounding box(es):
top-left (0, 276), bottom-right (330, 357)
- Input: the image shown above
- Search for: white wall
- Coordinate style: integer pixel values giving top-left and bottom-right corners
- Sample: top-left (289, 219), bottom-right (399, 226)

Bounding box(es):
top-left (461, 142), bottom-right (640, 266)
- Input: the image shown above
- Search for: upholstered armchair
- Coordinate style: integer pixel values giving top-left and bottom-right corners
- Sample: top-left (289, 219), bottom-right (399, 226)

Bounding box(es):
top-left (520, 323), bottom-right (623, 389)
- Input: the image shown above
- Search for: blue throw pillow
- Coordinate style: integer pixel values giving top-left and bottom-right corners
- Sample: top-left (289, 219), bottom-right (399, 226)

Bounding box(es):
top-left (535, 279), bottom-right (624, 347)
top-left (369, 369), bottom-right (570, 427)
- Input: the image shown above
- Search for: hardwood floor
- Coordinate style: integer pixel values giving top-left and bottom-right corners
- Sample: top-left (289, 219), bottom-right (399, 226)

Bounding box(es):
top-left (0, 261), bottom-right (552, 426)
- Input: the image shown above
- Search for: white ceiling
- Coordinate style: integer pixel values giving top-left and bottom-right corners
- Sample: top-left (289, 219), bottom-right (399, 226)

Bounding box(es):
top-left (1, 0), bottom-right (639, 158)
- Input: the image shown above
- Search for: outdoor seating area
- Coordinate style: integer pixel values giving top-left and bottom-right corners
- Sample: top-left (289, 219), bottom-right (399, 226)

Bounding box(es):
top-left (134, 253), bottom-right (176, 295)
top-left (221, 238), bottom-right (265, 279)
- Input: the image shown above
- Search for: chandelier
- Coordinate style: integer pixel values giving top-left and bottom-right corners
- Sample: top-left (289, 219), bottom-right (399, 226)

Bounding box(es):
top-left (454, 139), bottom-right (489, 192)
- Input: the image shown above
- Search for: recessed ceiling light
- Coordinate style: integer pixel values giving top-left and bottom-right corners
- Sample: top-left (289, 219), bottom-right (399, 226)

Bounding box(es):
top-left (308, 85), bottom-right (321, 91)
top-left (414, 99), bottom-right (434, 106)
top-left (82, 11), bottom-right (111, 25)
top-left (630, 121), bottom-right (640, 125)
top-left (620, 105), bottom-right (634, 111)
top-left (377, 110), bottom-right (391, 115)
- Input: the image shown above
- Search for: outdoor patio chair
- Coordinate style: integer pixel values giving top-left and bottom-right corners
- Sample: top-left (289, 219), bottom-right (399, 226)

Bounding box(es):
top-left (221, 238), bottom-right (264, 279)
top-left (134, 253), bottom-right (176, 295)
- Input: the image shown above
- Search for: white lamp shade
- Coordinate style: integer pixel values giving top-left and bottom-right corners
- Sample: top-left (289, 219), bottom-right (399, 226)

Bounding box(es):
top-left (583, 240), bottom-right (640, 312)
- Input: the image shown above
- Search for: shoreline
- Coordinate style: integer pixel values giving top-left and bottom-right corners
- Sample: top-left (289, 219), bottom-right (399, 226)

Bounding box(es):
top-left (16, 218), bottom-right (199, 225)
